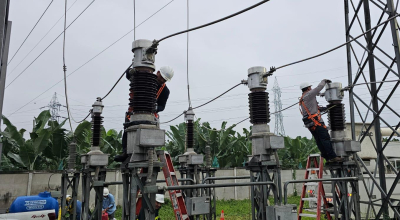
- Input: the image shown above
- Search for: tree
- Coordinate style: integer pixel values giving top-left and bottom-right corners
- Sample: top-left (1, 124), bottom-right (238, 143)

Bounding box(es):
top-left (278, 136), bottom-right (319, 195)
top-left (165, 119), bottom-right (251, 168)
top-left (0, 110), bottom-right (123, 170)
top-left (1, 111), bottom-right (69, 170)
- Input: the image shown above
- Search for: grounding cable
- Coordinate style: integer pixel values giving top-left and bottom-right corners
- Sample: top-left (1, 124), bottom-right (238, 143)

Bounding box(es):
top-left (62, 0), bottom-right (74, 132)
top-left (155, 0), bottom-right (270, 44)
top-left (8, 0), bottom-right (54, 65)
top-left (186, 0), bottom-right (192, 108)
top-left (268, 13), bottom-right (400, 74)
top-left (6, 0), bottom-right (96, 89)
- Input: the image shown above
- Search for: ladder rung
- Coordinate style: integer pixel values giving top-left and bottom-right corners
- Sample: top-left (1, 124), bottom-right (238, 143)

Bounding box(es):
top-left (176, 192), bottom-right (182, 197)
top-left (322, 207), bottom-right (335, 213)
top-left (302, 197), bottom-right (318, 201)
top-left (307, 168), bottom-right (320, 171)
top-left (299, 213), bottom-right (317, 217)
top-left (182, 214), bottom-right (189, 219)
top-left (305, 182), bottom-right (319, 186)
top-left (304, 208), bottom-right (319, 212)
top-left (309, 154), bottom-right (321, 157)
top-left (170, 172), bottom-right (176, 176)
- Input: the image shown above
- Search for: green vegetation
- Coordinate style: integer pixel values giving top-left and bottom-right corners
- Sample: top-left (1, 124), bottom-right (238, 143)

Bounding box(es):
top-left (0, 110), bottom-right (123, 170)
top-left (114, 197), bottom-right (327, 220)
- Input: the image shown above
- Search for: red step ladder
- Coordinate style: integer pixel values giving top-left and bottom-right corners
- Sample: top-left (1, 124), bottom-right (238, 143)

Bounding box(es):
top-left (298, 154), bottom-right (332, 220)
top-left (158, 151), bottom-right (189, 220)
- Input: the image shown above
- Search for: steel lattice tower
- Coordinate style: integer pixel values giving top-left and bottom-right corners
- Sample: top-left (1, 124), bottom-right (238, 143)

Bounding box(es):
top-left (272, 77), bottom-right (285, 136)
top-left (344, 0), bottom-right (400, 219)
top-left (41, 92), bottom-right (64, 122)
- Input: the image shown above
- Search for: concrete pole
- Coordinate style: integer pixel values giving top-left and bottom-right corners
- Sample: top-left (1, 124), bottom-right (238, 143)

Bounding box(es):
top-left (0, 0), bottom-right (11, 169)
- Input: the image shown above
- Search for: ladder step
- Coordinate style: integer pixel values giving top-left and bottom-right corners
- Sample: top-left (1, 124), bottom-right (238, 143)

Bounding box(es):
top-left (299, 213), bottom-right (317, 217)
top-left (302, 197), bottom-right (318, 201)
top-left (182, 214), bottom-right (189, 219)
top-left (170, 172), bottom-right (176, 176)
top-left (305, 182), bottom-right (319, 186)
top-left (307, 168), bottom-right (320, 171)
top-left (176, 192), bottom-right (182, 197)
top-left (304, 208), bottom-right (319, 212)
top-left (309, 154), bottom-right (321, 157)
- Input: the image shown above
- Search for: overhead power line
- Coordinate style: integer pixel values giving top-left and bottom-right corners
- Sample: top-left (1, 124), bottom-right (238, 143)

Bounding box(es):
top-left (6, 0), bottom-right (96, 89)
top-left (7, 0), bottom-right (54, 65)
top-left (270, 13), bottom-right (400, 73)
top-left (162, 81), bottom-right (246, 124)
top-left (62, 0), bottom-right (74, 132)
top-left (7, 0), bottom-right (79, 77)
top-left (6, 0), bottom-right (177, 117)
top-left (156, 0), bottom-right (270, 43)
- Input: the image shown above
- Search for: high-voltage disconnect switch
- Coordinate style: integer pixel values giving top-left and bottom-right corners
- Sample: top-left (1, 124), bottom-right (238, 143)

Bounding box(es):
top-left (81, 97), bottom-right (108, 167)
top-left (246, 66), bottom-right (284, 161)
top-left (126, 39), bottom-right (165, 162)
top-left (324, 82), bottom-right (361, 158)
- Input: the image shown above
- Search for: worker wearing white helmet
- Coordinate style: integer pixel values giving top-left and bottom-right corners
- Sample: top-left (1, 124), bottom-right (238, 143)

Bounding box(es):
top-left (137, 194), bottom-right (165, 220)
top-left (102, 188), bottom-right (116, 220)
top-left (299, 79), bottom-right (342, 163)
top-left (115, 66), bottom-right (174, 162)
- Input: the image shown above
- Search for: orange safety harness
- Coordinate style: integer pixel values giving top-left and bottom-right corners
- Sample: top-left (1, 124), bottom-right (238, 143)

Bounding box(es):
top-left (299, 93), bottom-right (326, 131)
top-left (126, 83), bottom-right (166, 120)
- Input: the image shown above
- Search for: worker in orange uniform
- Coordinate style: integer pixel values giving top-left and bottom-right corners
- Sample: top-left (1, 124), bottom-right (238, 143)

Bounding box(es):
top-left (299, 80), bottom-right (342, 162)
top-left (114, 66), bottom-right (174, 162)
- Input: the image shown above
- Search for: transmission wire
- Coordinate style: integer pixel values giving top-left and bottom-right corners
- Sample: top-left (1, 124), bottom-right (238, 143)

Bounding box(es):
top-left (271, 13), bottom-right (400, 73)
top-left (8, 0), bottom-right (54, 65)
top-left (62, 0), bottom-right (73, 132)
top-left (6, 0), bottom-right (96, 89)
top-left (186, 0), bottom-right (192, 108)
top-left (156, 0), bottom-right (270, 44)
top-left (7, 0), bottom-right (175, 116)
top-left (162, 81), bottom-right (245, 124)
top-left (7, 0), bottom-right (78, 77)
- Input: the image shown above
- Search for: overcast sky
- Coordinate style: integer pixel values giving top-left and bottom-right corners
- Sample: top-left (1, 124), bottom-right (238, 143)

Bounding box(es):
top-left (3, 0), bottom-right (399, 139)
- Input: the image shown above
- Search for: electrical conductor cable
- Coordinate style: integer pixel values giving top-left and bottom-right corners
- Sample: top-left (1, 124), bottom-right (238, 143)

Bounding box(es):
top-left (268, 13), bottom-right (400, 73)
top-left (8, 0), bottom-right (54, 65)
top-left (7, 0), bottom-right (174, 116)
top-left (7, 0), bottom-right (79, 77)
top-left (155, 0), bottom-right (270, 44)
top-left (62, 0), bottom-right (74, 132)
top-left (6, 0), bottom-right (96, 89)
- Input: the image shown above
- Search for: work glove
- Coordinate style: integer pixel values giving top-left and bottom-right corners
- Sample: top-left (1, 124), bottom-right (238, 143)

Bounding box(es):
top-left (125, 68), bottom-right (133, 80)
top-left (324, 79), bottom-right (332, 83)
top-left (319, 106), bottom-right (327, 112)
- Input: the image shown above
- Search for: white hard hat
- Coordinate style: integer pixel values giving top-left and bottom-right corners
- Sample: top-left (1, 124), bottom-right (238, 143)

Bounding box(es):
top-left (300, 82), bottom-right (312, 90)
top-left (159, 66), bottom-right (174, 82)
top-left (156, 194), bottom-right (165, 203)
top-left (66, 195), bottom-right (71, 198)
top-left (103, 188), bottom-right (109, 196)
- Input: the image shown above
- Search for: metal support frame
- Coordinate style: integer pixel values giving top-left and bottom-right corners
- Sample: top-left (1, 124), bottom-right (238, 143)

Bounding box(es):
top-left (246, 161), bottom-right (281, 220)
top-left (60, 171), bottom-right (80, 220)
top-left (201, 168), bottom-right (216, 220)
top-left (344, 0), bottom-right (400, 219)
top-left (81, 167), bottom-right (107, 220)
top-left (327, 162), bottom-right (361, 220)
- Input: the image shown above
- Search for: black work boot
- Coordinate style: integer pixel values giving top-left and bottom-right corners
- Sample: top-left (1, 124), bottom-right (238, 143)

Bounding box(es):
top-left (114, 152), bottom-right (129, 162)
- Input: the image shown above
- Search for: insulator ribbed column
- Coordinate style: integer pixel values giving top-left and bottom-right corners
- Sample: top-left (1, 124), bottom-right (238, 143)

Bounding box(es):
top-left (130, 71), bottom-right (158, 113)
top-left (186, 120), bottom-right (194, 149)
top-left (248, 91), bottom-right (270, 124)
top-left (327, 103), bottom-right (345, 131)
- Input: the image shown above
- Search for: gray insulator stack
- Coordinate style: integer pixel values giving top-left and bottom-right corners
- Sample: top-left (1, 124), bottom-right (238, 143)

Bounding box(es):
top-left (205, 146), bottom-right (211, 168)
top-left (68, 142), bottom-right (77, 170)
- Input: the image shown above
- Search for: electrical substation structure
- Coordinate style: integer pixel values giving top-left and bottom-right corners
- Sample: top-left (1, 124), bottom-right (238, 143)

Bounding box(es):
top-left (45, 0), bottom-right (400, 219)
top-left (343, 0), bottom-right (400, 219)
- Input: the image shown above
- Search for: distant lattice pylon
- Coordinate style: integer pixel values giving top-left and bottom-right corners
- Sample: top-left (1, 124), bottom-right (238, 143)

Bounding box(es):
top-left (272, 77), bottom-right (285, 136)
top-left (41, 92), bottom-right (65, 122)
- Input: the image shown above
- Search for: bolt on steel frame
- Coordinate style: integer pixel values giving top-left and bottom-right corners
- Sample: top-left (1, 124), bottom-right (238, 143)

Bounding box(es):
top-left (344, 0), bottom-right (400, 219)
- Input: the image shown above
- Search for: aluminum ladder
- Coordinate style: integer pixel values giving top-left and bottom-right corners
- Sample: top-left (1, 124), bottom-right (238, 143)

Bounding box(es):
top-left (298, 154), bottom-right (332, 220)
top-left (158, 151), bottom-right (190, 220)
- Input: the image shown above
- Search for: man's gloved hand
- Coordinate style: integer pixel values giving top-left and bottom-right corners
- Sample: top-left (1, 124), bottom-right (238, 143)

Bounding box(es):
top-left (319, 106), bottom-right (327, 112)
top-left (125, 68), bottom-right (133, 80)
top-left (324, 79), bottom-right (332, 83)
